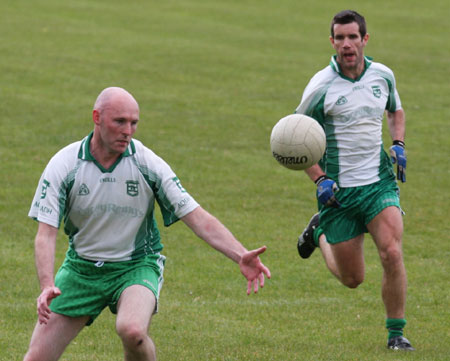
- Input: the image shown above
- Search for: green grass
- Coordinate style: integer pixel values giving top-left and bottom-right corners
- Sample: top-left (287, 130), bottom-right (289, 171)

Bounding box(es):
top-left (1, 0), bottom-right (449, 360)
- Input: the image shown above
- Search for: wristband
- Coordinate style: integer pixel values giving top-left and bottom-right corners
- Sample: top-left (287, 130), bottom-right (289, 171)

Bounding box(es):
top-left (393, 140), bottom-right (405, 147)
top-left (314, 175), bottom-right (328, 185)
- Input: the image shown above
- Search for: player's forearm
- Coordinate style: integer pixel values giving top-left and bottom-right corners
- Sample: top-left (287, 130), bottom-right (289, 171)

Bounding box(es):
top-left (202, 218), bottom-right (247, 263)
top-left (34, 223), bottom-right (58, 290)
top-left (182, 207), bottom-right (247, 264)
top-left (387, 109), bottom-right (406, 142)
top-left (305, 164), bottom-right (326, 183)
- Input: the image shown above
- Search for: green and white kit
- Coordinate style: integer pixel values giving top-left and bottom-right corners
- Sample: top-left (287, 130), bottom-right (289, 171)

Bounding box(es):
top-left (29, 132), bottom-right (199, 262)
top-left (296, 56), bottom-right (403, 243)
top-left (296, 55), bottom-right (401, 187)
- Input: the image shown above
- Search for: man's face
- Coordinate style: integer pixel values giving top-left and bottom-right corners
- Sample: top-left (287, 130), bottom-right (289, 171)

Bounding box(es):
top-left (94, 96), bottom-right (139, 155)
top-left (330, 22), bottom-right (369, 76)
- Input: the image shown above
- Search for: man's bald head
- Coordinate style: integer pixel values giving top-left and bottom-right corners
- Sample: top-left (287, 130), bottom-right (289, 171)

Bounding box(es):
top-left (91, 87), bottom-right (140, 159)
top-left (93, 87), bottom-right (139, 114)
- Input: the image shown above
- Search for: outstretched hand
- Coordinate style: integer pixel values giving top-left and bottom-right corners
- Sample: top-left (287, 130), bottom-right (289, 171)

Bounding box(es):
top-left (36, 286), bottom-right (61, 324)
top-left (239, 246), bottom-right (271, 295)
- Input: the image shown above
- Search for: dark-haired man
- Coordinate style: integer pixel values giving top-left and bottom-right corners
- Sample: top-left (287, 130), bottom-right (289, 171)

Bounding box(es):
top-left (295, 10), bottom-right (413, 350)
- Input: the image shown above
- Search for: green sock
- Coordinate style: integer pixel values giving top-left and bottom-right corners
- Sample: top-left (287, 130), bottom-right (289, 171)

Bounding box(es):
top-left (386, 318), bottom-right (406, 339)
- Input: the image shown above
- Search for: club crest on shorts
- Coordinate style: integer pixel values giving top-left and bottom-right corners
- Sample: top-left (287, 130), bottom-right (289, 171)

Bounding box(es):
top-left (126, 180), bottom-right (139, 196)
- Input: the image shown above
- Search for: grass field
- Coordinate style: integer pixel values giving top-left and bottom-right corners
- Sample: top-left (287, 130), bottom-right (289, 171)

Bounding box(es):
top-left (1, 0), bottom-right (449, 360)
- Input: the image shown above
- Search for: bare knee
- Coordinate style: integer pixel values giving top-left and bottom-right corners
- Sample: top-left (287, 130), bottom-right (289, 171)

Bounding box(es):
top-left (379, 243), bottom-right (404, 271)
top-left (340, 274), bottom-right (364, 289)
top-left (117, 322), bottom-right (148, 349)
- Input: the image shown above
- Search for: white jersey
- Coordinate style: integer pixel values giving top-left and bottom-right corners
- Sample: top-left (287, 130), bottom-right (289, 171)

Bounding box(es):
top-left (296, 56), bottom-right (401, 187)
top-left (29, 133), bottom-right (199, 262)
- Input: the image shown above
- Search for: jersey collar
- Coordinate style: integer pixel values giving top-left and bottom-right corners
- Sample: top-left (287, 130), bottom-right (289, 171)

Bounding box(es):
top-left (78, 131), bottom-right (136, 161)
top-left (329, 55), bottom-right (373, 82)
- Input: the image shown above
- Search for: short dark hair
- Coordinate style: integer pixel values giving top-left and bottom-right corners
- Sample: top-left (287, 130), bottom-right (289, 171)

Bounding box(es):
top-left (331, 10), bottom-right (367, 39)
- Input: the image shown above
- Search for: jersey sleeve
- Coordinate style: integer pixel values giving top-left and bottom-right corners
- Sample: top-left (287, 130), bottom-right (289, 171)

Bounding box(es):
top-left (295, 67), bottom-right (335, 125)
top-left (372, 62), bottom-right (402, 113)
top-left (387, 88), bottom-right (402, 112)
top-left (28, 158), bottom-right (69, 228)
top-left (28, 142), bottom-right (81, 228)
top-left (28, 169), bottom-right (59, 227)
top-left (156, 171), bottom-right (199, 227)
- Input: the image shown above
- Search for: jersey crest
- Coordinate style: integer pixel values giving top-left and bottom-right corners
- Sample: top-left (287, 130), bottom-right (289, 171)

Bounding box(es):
top-left (78, 183), bottom-right (90, 196)
top-left (126, 180), bottom-right (139, 196)
top-left (336, 96), bottom-right (348, 105)
top-left (372, 85), bottom-right (381, 98)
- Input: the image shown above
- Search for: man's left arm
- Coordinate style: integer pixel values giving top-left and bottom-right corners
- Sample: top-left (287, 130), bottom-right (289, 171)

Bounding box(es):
top-left (181, 206), bottom-right (271, 295)
top-left (387, 109), bottom-right (407, 182)
top-left (387, 108), bottom-right (405, 143)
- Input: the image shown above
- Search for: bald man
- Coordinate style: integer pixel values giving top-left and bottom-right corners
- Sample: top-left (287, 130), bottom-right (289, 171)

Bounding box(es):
top-left (24, 87), bottom-right (271, 361)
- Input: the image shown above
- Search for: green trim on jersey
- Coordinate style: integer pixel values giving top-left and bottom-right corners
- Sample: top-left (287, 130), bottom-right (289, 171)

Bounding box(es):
top-left (129, 157), bottom-right (178, 260)
top-left (329, 56), bottom-right (373, 83)
top-left (131, 157), bottom-right (179, 227)
top-left (371, 69), bottom-right (397, 112)
top-left (295, 75), bottom-right (341, 180)
top-left (295, 56), bottom-right (402, 187)
top-left (301, 82), bottom-right (332, 120)
top-left (60, 160), bottom-right (81, 239)
top-left (78, 132), bottom-right (136, 173)
top-left (29, 135), bottom-right (199, 262)
top-left (321, 114), bottom-right (340, 180)
top-left (132, 214), bottom-right (161, 259)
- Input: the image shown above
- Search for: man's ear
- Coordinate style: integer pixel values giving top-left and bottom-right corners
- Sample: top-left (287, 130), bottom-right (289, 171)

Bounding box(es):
top-left (93, 109), bottom-right (100, 125)
top-left (362, 33), bottom-right (370, 47)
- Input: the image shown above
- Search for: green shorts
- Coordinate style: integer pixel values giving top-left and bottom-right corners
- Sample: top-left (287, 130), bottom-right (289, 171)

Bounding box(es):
top-left (318, 178), bottom-right (401, 244)
top-left (51, 248), bottom-right (166, 325)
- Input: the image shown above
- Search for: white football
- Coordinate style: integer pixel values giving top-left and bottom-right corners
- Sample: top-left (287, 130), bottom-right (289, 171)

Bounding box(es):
top-left (270, 114), bottom-right (326, 170)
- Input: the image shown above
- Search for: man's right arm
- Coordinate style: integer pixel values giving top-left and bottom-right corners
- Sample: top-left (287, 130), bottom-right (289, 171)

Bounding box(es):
top-left (34, 222), bottom-right (61, 324)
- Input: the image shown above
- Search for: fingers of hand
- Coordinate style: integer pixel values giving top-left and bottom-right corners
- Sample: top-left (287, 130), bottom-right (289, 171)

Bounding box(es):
top-left (260, 263), bottom-right (271, 279)
top-left (390, 146), bottom-right (406, 175)
top-left (37, 297), bottom-right (51, 324)
top-left (36, 287), bottom-right (61, 324)
top-left (258, 272), bottom-right (265, 289)
top-left (391, 148), bottom-right (406, 182)
top-left (38, 312), bottom-right (50, 325)
top-left (326, 196), bottom-right (341, 208)
top-left (390, 150), bottom-right (397, 164)
top-left (247, 280), bottom-right (252, 295)
top-left (397, 165), bottom-right (406, 182)
top-left (331, 182), bottom-right (339, 193)
top-left (245, 251), bottom-right (271, 279)
top-left (243, 247), bottom-right (266, 263)
top-left (253, 246), bottom-right (267, 257)
top-left (246, 273), bottom-right (266, 295)
top-left (326, 196), bottom-right (336, 207)
top-left (242, 248), bottom-right (268, 268)
top-left (253, 279), bottom-right (259, 294)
